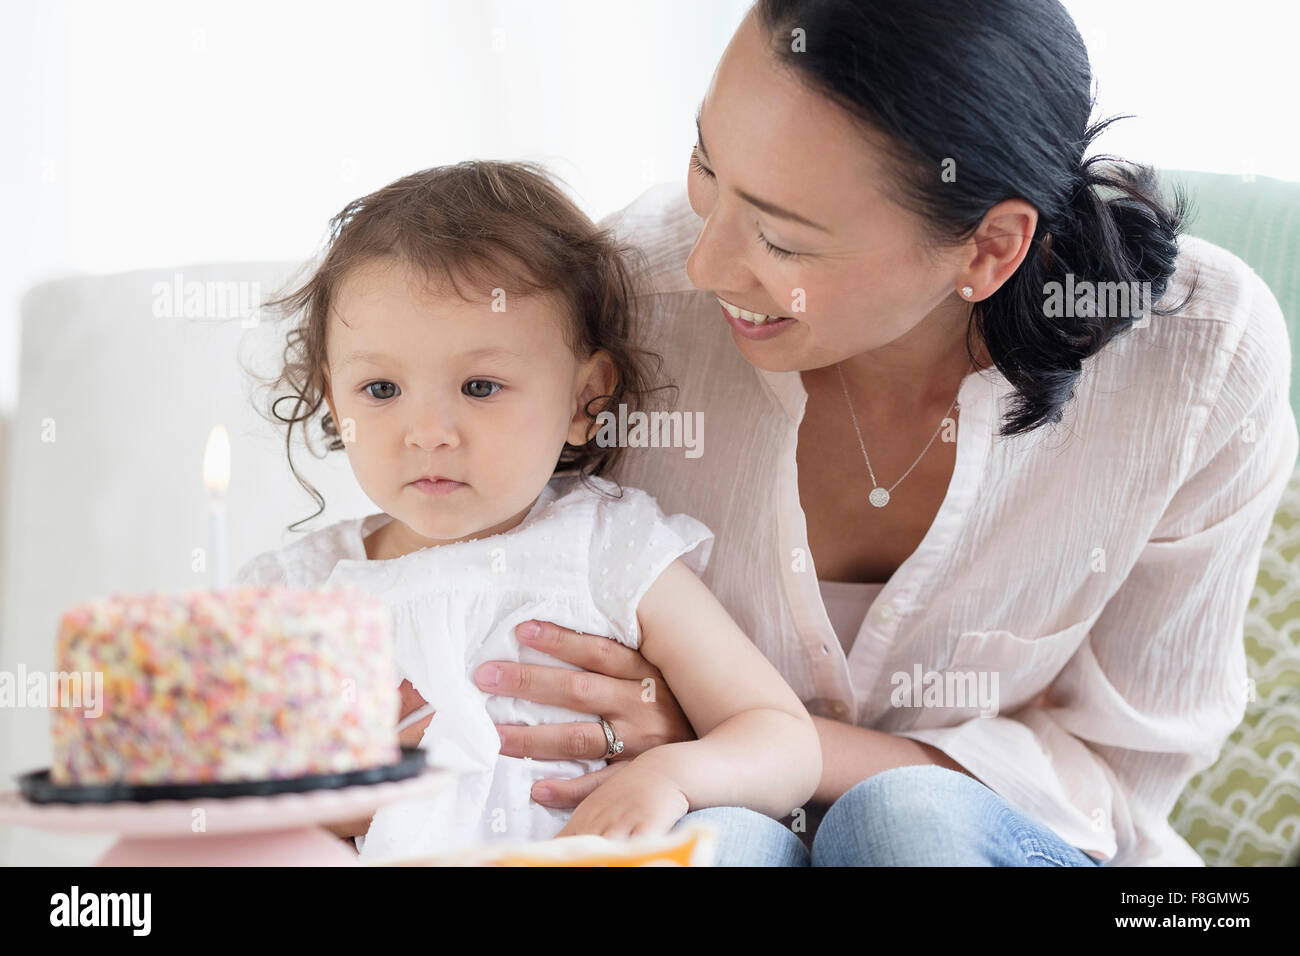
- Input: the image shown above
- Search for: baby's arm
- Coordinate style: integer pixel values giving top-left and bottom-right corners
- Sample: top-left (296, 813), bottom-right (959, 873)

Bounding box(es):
top-left (623, 558), bottom-right (821, 818)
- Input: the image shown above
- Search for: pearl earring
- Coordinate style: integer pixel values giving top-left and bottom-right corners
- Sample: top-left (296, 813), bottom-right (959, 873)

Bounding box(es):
top-left (960, 286), bottom-right (974, 298)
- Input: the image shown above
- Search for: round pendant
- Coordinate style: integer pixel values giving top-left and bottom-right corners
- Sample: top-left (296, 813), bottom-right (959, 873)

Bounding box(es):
top-left (869, 487), bottom-right (890, 508)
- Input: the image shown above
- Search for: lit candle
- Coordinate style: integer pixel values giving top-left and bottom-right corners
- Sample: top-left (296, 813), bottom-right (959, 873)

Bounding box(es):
top-left (203, 425), bottom-right (231, 590)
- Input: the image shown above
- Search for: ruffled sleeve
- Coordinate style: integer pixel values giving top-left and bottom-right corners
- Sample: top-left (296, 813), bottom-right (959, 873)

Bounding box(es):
top-left (587, 484), bottom-right (714, 649)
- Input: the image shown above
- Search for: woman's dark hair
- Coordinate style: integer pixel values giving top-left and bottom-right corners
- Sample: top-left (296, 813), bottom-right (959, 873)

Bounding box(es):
top-left (249, 161), bottom-right (672, 532)
top-left (755, 0), bottom-right (1199, 438)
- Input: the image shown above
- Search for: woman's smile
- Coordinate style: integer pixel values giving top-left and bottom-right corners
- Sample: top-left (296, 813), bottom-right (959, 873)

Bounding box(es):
top-left (717, 296), bottom-right (798, 340)
top-left (715, 294), bottom-right (791, 325)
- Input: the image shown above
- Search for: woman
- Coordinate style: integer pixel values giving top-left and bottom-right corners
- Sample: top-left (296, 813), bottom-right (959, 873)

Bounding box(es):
top-left (402, 0), bottom-right (1298, 865)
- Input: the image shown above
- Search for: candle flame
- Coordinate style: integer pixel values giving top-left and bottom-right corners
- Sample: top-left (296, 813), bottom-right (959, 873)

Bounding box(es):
top-left (203, 425), bottom-right (231, 495)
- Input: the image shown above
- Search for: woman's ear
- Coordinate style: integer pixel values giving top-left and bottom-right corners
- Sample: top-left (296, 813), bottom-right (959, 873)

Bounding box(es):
top-left (567, 350), bottom-right (618, 445)
top-left (961, 198), bottom-right (1038, 295)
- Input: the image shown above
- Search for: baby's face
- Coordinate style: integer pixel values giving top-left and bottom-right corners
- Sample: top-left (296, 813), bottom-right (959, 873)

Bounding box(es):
top-left (323, 255), bottom-right (610, 552)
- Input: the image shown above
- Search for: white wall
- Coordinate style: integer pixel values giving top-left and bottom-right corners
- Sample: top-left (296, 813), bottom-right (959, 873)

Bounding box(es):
top-left (2, 0), bottom-right (1298, 417)
top-left (0, 0), bottom-right (752, 417)
top-left (1062, 0), bottom-right (1299, 180)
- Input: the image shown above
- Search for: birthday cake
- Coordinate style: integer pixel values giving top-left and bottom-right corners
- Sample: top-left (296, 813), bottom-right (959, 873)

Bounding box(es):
top-left (50, 587), bottom-right (400, 787)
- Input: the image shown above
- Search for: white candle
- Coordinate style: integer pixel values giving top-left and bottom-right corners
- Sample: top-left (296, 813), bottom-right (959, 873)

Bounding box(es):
top-left (203, 425), bottom-right (231, 590)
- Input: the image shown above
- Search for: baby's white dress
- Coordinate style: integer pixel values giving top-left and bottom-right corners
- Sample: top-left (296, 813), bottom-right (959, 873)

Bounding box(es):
top-left (234, 473), bottom-right (713, 861)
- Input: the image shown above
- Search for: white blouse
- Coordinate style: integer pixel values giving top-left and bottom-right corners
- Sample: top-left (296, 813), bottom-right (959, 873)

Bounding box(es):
top-left (598, 182), bottom-right (1299, 866)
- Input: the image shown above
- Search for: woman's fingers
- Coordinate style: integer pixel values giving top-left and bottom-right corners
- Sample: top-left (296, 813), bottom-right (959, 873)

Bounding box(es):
top-left (397, 711), bottom-right (433, 749)
top-left (397, 678), bottom-right (426, 716)
top-left (514, 621), bottom-right (656, 681)
top-left (396, 678), bottom-right (434, 748)
top-left (473, 620), bottom-right (696, 763)
top-left (475, 658), bottom-right (634, 716)
top-left (323, 814), bottom-right (374, 840)
top-left (531, 761), bottom-right (629, 809)
top-left (498, 718), bottom-right (618, 763)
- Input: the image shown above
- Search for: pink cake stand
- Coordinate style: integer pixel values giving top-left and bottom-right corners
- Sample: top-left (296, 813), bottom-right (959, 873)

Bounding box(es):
top-left (0, 765), bottom-right (452, 866)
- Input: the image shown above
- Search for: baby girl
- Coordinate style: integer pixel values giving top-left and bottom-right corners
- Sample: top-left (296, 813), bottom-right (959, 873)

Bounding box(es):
top-left (234, 160), bottom-right (820, 861)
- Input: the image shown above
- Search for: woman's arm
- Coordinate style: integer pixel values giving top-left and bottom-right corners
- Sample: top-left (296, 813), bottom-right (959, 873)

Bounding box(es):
top-left (627, 558), bottom-right (821, 817)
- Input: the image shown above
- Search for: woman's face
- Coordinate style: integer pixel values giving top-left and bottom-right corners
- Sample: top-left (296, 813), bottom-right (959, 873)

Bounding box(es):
top-left (321, 255), bottom-right (610, 550)
top-left (685, 10), bottom-right (993, 379)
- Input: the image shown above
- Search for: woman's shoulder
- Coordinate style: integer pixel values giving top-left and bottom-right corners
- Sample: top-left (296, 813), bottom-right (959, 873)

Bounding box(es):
top-left (1079, 234), bottom-right (1293, 476)
top-left (1165, 236), bottom-right (1296, 459)
top-left (597, 182), bottom-right (700, 297)
top-left (1084, 236), bottom-right (1285, 389)
top-left (1166, 235), bottom-right (1289, 338)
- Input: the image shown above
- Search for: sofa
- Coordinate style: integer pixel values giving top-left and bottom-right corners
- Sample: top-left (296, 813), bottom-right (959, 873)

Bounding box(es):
top-left (1, 170), bottom-right (1297, 866)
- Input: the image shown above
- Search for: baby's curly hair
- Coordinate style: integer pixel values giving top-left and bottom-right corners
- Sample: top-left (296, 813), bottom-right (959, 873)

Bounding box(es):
top-left (251, 160), bottom-right (673, 532)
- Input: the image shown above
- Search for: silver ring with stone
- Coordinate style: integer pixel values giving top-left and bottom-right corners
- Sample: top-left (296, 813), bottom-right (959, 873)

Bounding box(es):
top-left (599, 716), bottom-right (625, 759)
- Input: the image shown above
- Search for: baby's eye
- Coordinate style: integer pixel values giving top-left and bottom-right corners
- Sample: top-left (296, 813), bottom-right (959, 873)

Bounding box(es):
top-left (364, 381), bottom-right (399, 400)
top-left (464, 380), bottom-right (502, 399)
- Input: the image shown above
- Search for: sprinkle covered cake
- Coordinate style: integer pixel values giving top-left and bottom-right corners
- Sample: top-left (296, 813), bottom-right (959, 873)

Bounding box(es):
top-left (50, 587), bottom-right (400, 787)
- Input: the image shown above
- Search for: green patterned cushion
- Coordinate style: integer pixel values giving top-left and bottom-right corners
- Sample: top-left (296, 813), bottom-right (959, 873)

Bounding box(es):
top-left (1169, 466), bottom-right (1300, 865)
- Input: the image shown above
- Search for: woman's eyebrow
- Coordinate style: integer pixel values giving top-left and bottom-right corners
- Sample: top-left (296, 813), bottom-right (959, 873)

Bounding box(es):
top-left (695, 104), bottom-right (832, 234)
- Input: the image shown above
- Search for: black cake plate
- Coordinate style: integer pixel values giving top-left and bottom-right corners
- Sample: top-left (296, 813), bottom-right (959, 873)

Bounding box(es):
top-left (17, 746), bottom-right (428, 804)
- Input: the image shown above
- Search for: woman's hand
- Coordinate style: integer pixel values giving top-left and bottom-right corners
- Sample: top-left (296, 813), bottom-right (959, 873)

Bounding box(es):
top-left (397, 677), bottom-right (435, 748)
top-left (321, 679), bottom-right (437, 844)
top-left (475, 620), bottom-right (696, 809)
top-left (554, 762), bottom-right (689, 839)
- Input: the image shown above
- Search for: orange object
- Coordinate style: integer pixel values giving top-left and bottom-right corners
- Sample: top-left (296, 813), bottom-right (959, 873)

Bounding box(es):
top-left (367, 822), bottom-right (718, 867)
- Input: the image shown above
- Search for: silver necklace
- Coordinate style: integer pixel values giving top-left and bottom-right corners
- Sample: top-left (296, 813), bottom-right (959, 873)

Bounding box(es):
top-left (835, 364), bottom-right (961, 508)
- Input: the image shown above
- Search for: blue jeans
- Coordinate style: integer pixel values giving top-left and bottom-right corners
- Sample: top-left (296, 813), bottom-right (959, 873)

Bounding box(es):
top-left (672, 764), bottom-right (1106, 866)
